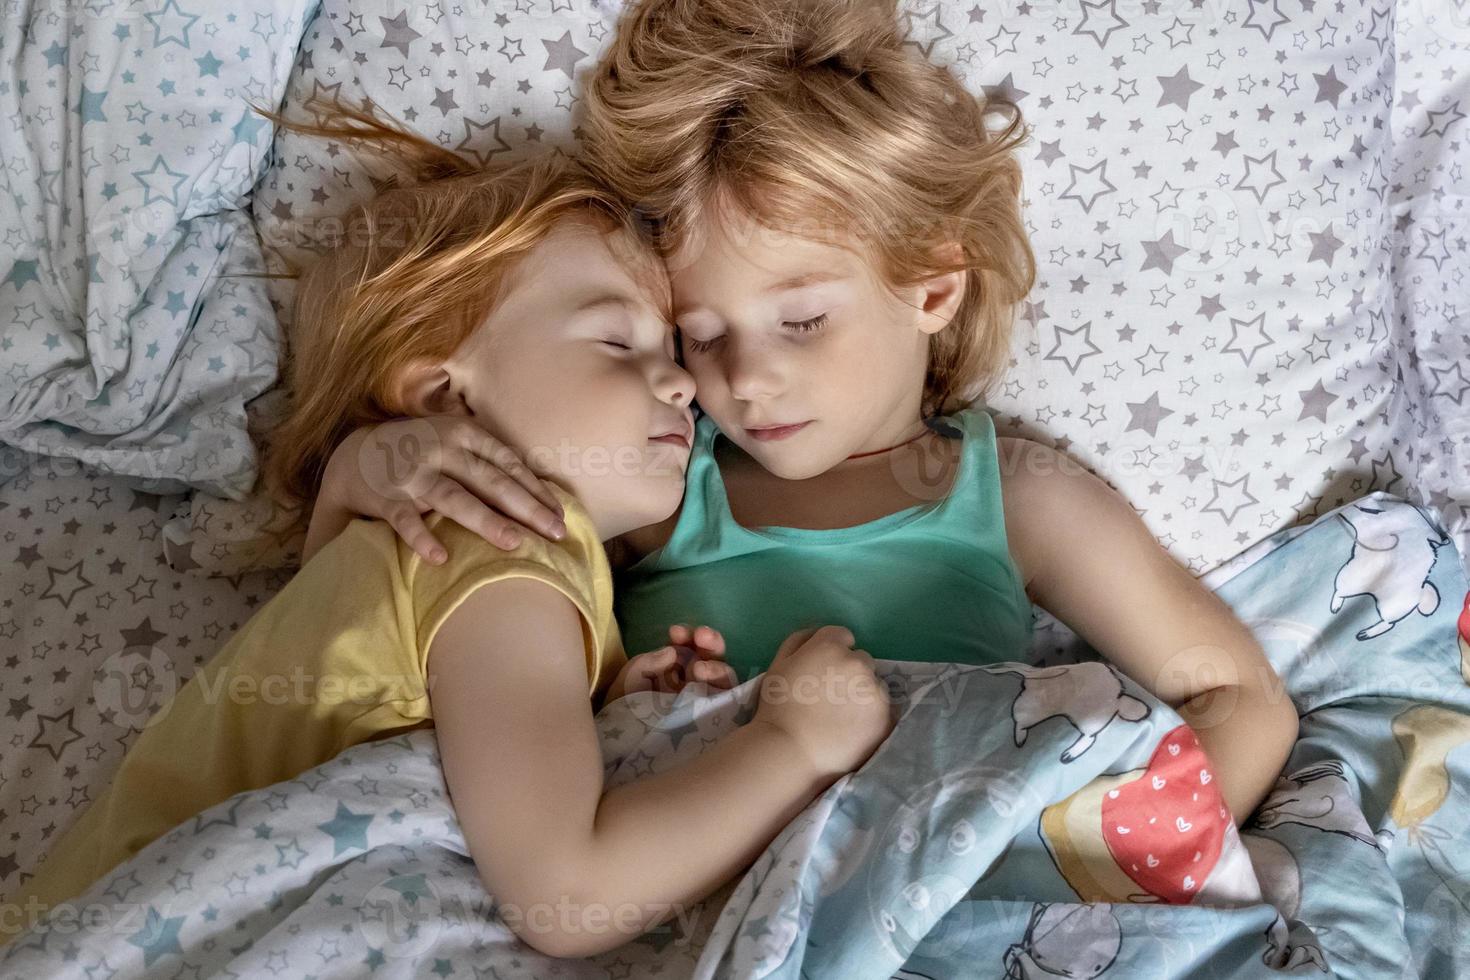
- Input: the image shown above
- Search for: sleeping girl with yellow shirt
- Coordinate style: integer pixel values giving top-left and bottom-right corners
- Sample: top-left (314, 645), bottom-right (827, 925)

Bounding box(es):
top-left (3, 102), bottom-right (894, 957)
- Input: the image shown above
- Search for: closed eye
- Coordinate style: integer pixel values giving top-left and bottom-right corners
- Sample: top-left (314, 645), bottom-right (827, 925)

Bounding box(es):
top-left (785, 313), bottom-right (828, 335)
top-left (681, 314), bottom-right (828, 355)
top-left (683, 334), bottom-right (721, 354)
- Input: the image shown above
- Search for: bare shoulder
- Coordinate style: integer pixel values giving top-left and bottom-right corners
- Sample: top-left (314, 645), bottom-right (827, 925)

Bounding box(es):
top-left (994, 435), bottom-right (1039, 475)
top-left (995, 436), bottom-right (1046, 595)
top-left (994, 435), bottom-right (1147, 608)
top-left (994, 436), bottom-right (1106, 599)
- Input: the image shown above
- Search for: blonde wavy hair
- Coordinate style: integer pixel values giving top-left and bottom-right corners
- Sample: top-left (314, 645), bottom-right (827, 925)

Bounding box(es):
top-left (581, 0), bottom-right (1037, 417)
top-left (253, 98), bottom-right (665, 505)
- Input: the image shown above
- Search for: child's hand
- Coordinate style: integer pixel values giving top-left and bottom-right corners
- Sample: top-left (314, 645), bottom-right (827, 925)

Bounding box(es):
top-left (666, 624), bottom-right (738, 689)
top-left (603, 625), bottom-right (736, 704)
top-left (320, 416), bottom-right (568, 564)
top-left (752, 626), bottom-right (893, 779)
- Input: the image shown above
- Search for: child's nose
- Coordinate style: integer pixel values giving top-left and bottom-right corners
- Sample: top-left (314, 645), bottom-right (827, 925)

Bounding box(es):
top-left (725, 342), bottom-right (781, 400)
top-left (657, 361), bottom-right (695, 406)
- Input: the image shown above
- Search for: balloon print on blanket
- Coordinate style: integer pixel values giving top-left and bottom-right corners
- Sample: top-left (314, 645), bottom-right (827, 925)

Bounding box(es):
top-left (1385, 703), bottom-right (1470, 920)
top-left (1001, 903), bottom-right (1123, 980)
top-left (1458, 590), bottom-right (1470, 684)
top-left (1039, 724), bottom-right (1259, 907)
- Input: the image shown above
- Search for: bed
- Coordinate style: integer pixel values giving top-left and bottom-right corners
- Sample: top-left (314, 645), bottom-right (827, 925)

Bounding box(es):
top-left (1, 0), bottom-right (1466, 975)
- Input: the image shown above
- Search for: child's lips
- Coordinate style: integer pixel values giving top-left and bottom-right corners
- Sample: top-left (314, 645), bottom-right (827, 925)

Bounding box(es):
top-left (649, 415), bottom-right (693, 450)
top-left (745, 421), bottom-right (811, 442)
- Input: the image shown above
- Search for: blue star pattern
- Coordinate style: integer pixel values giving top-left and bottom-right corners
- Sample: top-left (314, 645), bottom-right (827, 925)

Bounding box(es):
top-left (317, 801), bottom-right (374, 856)
top-left (0, 0), bottom-right (317, 499)
top-left (126, 906), bottom-right (186, 967)
top-left (3, 492), bottom-right (1468, 976)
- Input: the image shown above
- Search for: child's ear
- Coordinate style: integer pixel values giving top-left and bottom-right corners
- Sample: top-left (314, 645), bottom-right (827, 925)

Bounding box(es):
top-left (915, 241), bottom-right (967, 336)
top-left (398, 361), bottom-right (469, 417)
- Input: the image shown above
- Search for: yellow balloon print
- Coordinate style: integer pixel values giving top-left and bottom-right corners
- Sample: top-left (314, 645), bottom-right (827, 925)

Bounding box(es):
top-left (1390, 704), bottom-right (1470, 828)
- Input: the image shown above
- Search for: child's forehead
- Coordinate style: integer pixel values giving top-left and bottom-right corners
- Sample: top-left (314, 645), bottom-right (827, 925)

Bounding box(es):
top-left (665, 196), bottom-right (871, 289)
top-left (480, 216), bottom-right (673, 335)
top-left (539, 214), bottom-right (672, 310)
top-left (602, 224), bottom-right (674, 323)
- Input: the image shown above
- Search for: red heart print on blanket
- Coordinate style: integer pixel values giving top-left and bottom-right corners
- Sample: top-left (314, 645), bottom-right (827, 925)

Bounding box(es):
top-left (1100, 724), bottom-right (1231, 903)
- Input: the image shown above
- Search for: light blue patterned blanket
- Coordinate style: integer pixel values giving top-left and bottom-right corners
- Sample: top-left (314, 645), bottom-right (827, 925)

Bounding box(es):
top-left (3, 491), bottom-right (1467, 979)
top-left (0, 0), bottom-right (314, 496)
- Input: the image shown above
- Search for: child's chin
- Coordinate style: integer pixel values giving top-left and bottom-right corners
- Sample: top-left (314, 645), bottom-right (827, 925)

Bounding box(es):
top-left (637, 474), bottom-right (687, 519)
top-left (746, 446), bottom-right (828, 481)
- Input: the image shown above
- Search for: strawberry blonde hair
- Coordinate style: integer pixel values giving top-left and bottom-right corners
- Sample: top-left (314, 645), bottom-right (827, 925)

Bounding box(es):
top-left (254, 98), bottom-right (666, 504)
top-left (581, 0), bottom-right (1037, 417)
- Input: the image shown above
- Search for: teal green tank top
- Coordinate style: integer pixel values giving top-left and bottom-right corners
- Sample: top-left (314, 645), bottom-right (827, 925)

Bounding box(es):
top-left (613, 406), bottom-right (1034, 682)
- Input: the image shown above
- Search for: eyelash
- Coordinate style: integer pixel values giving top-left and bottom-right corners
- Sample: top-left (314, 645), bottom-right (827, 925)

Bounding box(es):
top-left (683, 314), bottom-right (829, 354)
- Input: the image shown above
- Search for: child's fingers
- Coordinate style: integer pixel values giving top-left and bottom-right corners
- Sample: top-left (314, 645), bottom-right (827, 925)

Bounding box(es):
top-left (444, 455), bottom-right (566, 543)
top-left (659, 659), bottom-right (685, 693)
top-left (423, 477), bottom-right (533, 551)
top-left (638, 647), bottom-right (681, 691)
top-left (452, 422), bottom-right (568, 537)
top-left (690, 659), bottom-right (737, 690)
top-left (620, 647), bottom-right (677, 696)
top-left (692, 625), bottom-right (725, 657)
top-left (670, 646), bottom-right (732, 691)
top-left (637, 646), bottom-right (679, 673)
top-left (668, 624), bottom-right (726, 658)
top-left (771, 627), bottom-right (819, 668)
top-left (384, 505), bottom-right (448, 565)
top-left (639, 647), bottom-right (682, 693)
top-left (471, 426), bottom-right (566, 520)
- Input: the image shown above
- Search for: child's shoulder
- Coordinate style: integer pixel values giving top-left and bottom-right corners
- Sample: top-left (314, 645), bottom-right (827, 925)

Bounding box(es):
top-left (991, 433), bottom-right (1058, 600)
top-left (303, 514), bottom-right (399, 569)
top-left (993, 433), bottom-right (1037, 475)
top-left (991, 432), bottom-right (1130, 604)
top-left (992, 432), bottom-right (1098, 497)
top-left (420, 508), bottom-right (605, 580)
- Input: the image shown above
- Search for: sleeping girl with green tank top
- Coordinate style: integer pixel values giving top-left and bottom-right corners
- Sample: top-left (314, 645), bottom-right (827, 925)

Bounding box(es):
top-left (310, 0), bottom-right (1299, 831)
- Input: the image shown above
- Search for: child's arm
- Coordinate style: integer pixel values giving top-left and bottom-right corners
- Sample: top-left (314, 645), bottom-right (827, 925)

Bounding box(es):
top-left (1006, 441), bottom-right (1300, 826)
top-left (430, 585), bottom-right (892, 959)
top-left (303, 417), bottom-right (568, 566)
